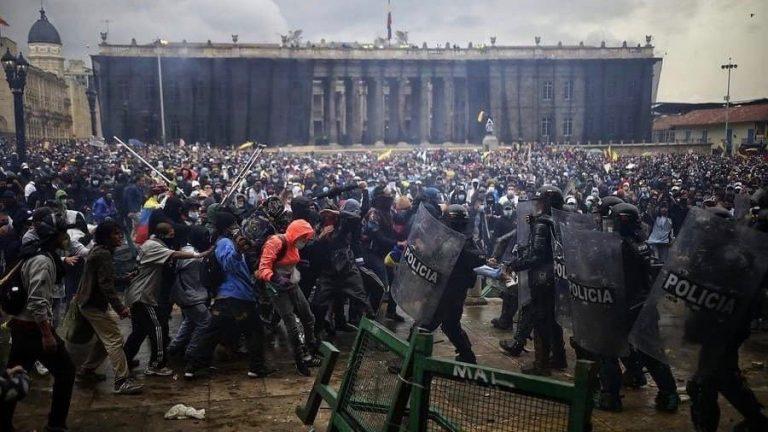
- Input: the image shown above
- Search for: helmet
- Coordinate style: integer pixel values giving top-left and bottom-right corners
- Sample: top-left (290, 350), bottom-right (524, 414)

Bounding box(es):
top-left (611, 203), bottom-right (640, 236)
top-left (598, 195), bottom-right (625, 217)
top-left (443, 204), bottom-right (469, 231)
top-left (534, 185), bottom-right (564, 213)
top-left (706, 206), bottom-right (733, 220)
top-left (260, 196), bottom-right (285, 220)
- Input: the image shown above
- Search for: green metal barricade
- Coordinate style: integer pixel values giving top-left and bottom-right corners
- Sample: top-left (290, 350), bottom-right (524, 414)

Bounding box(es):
top-left (297, 318), bottom-right (596, 432)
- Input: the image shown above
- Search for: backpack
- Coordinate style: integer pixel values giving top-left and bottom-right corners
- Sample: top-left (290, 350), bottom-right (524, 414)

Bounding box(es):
top-left (244, 232), bottom-right (288, 274)
top-left (0, 260), bottom-right (28, 316)
top-left (200, 238), bottom-right (225, 296)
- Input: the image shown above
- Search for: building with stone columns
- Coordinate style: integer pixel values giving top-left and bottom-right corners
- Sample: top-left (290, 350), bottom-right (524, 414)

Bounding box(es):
top-left (0, 8), bottom-right (96, 141)
top-left (92, 38), bottom-right (661, 146)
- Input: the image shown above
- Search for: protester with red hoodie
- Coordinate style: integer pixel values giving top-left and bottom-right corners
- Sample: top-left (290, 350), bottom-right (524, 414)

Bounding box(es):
top-left (256, 219), bottom-right (319, 376)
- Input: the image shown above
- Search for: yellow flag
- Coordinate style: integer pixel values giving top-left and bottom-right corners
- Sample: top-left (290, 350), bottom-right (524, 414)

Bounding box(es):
top-left (238, 141), bottom-right (254, 150)
top-left (377, 149), bottom-right (393, 161)
top-left (477, 110), bottom-right (485, 123)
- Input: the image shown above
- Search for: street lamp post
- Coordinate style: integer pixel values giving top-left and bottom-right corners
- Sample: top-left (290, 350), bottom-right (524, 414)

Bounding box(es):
top-left (721, 58), bottom-right (737, 156)
top-left (86, 79), bottom-right (98, 137)
top-left (2, 48), bottom-right (30, 163)
top-left (156, 39), bottom-right (168, 145)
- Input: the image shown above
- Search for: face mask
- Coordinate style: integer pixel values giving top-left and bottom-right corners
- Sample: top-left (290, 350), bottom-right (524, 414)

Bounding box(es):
top-left (503, 210), bottom-right (513, 217)
top-left (457, 194), bottom-right (466, 202)
top-left (295, 239), bottom-right (307, 250)
top-left (215, 188), bottom-right (223, 195)
top-left (177, 176), bottom-right (183, 182)
top-left (92, 180), bottom-right (99, 186)
top-left (188, 211), bottom-right (199, 221)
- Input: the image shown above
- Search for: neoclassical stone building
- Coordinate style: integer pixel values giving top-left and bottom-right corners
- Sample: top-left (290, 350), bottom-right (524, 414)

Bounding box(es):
top-left (0, 8), bottom-right (95, 141)
top-left (93, 38), bottom-right (661, 146)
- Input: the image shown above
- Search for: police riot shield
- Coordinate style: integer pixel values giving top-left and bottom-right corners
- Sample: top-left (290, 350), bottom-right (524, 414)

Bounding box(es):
top-left (734, 193), bottom-right (751, 220)
top-left (562, 225), bottom-right (629, 357)
top-left (552, 209), bottom-right (597, 329)
top-left (391, 204), bottom-right (466, 323)
top-left (516, 201), bottom-right (535, 306)
top-left (630, 207), bottom-right (768, 371)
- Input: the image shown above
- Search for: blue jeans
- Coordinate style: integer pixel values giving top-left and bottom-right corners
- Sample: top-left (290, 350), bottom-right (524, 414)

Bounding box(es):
top-left (170, 303), bottom-right (211, 359)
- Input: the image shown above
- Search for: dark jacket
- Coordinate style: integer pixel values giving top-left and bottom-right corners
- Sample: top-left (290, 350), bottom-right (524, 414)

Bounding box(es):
top-left (76, 244), bottom-right (125, 312)
top-left (446, 236), bottom-right (486, 294)
top-left (507, 215), bottom-right (555, 290)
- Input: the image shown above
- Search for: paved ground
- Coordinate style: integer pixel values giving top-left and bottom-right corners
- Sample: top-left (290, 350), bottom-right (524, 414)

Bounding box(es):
top-left (11, 300), bottom-right (768, 431)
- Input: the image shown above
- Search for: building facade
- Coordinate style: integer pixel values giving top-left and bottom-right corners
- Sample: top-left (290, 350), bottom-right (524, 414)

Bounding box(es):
top-left (653, 100), bottom-right (768, 151)
top-left (93, 39), bottom-right (661, 146)
top-left (0, 8), bottom-right (95, 141)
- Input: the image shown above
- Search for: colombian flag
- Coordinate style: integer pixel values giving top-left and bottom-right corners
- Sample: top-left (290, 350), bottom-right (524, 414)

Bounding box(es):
top-left (132, 196), bottom-right (161, 245)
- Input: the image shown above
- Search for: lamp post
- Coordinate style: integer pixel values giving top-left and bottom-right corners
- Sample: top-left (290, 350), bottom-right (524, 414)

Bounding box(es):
top-left (721, 58), bottom-right (737, 156)
top-left (2, 48), bottom-right (30, 163)
top-left (156, 39), bottom-right (168, 145)
top-left (86, 79), bottom-right (98, 137)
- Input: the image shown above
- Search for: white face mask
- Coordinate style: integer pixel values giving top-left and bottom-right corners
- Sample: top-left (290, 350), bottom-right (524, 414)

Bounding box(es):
top-left (295, 239), bottom-right (308, 250)
top-left (188, 211), bottom-right (199, 220)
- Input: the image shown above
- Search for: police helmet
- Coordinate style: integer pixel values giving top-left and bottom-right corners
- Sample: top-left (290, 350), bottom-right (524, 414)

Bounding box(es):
top-left (443, 204), bottom-right (469, 230)
top-left (534, 185), bottom-right (564, 210)
top-left (706, 206), bottom-right (733, 220)
top-left (598, 195), bottom-right (625, 217)
top-left (611, 202), bottom-right (640, 225)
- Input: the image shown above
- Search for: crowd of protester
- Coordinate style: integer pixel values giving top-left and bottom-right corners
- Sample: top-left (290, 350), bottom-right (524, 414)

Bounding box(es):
top-left (0, 136), bottom-right (765, 431)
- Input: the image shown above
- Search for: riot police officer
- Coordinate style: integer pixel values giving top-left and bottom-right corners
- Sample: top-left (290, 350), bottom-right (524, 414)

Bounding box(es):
top-left (606, 203), bottom-right (680, 412)
top-left (420, 204), bottom-right (486, 364)
top-left (504, 185), bottom-right (566, 376)
top-left (685, 203), bottom-right (768, 432)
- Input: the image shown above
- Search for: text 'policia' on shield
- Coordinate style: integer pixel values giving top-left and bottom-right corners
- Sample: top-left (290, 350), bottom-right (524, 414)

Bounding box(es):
top-left (403, 244), bottom-right (440, 285)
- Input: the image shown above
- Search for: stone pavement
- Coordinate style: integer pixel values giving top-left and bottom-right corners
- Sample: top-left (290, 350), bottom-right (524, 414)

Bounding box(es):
top-left (11, 300), bottom-right (768, 431)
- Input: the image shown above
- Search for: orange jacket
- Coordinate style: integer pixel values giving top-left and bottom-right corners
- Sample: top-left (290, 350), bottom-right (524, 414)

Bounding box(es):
top-left (256, 219), bottom-right (315, 282)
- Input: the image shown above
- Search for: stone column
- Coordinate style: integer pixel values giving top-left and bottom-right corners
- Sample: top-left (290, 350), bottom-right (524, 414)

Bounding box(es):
top-left (324, 78), bottom-right (338, 144)
top-left (346, 78), bottom-right (363, 144)
top-left (489, 62), bottom-right (503, 140)
top-left (443, 77), bottom-right (455, 143)
top-left (366, 77), bottom-right (384, 143)
top-left (418, 77), bottom-right (431, 144)
top-left (388, 78), bottom-right (401, 143)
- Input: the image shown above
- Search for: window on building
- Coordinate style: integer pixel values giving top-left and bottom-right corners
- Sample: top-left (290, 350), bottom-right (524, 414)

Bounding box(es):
top-left (563, 116), bottom-right (573, 137)
top-left (542, 81), bottom-right (553, 101)
top-left (540, 116), bottom-right (552, 137)
top-left (684, 130), bottom-right (692, 142)
top-left (564, 80), bottom-right (573, 101)
top-left (701, 130), bottom-right (708, 143)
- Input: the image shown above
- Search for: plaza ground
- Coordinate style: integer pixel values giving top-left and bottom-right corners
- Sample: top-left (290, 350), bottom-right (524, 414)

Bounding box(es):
top-left (12, 300), bottom-right (768, 431)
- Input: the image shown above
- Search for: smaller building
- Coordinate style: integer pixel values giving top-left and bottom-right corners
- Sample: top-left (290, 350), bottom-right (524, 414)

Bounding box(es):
top-left (653, 99), bottom-right (768, 152)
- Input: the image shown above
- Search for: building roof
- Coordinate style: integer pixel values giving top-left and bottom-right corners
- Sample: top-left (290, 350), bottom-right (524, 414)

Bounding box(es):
top-left (652, 98), bottom-right (768, 116)
top-left (28, 8), bottom-right (61, 45)
top-left (653, 102), bottom-right (768, 130)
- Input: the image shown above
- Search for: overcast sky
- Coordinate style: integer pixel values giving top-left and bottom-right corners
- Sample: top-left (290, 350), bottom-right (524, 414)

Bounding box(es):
top-left (2, 0), bottom-right (765, 102)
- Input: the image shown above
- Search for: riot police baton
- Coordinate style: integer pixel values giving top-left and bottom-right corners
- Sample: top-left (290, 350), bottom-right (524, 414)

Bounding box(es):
top-left (114, 136), bottom-right (186, 198)
top-left (220, 143), bottom-right (267, 206)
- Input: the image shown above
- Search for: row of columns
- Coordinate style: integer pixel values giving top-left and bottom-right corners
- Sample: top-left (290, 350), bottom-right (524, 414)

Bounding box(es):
top-left (311, 76), bottom-right (470, 145)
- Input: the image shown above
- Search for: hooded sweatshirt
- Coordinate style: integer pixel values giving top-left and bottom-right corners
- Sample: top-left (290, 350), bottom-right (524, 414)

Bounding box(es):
top-left (256, 219), bottom-right (314, 282)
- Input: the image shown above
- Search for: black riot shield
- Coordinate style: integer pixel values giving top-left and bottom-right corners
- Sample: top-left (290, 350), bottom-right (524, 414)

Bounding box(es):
top-left (552, 209), bottom-right (597, 329)
top-left (391, 205), bottom-right (465, 322)
top-left (630, 207), bottom-right (768, 371)
top-left (562, 225), bottom-right (629, 357)
top-left (516, 201), bottom-right (536, 306)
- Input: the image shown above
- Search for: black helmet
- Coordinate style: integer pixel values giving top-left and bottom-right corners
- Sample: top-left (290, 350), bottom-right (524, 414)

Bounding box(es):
top-left (598, 196), bottom-right (625, 217)
top-left (443, 204), bottom-right (469, 230)
top-left (611, 203), bottom-right (640, 236)
top-left (534, 185), bottom-right (564, 213)
top-left (706, 206), bottom-right (733, 220)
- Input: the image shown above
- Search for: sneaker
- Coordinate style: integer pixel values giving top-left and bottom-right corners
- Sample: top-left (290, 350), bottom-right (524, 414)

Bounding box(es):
top-left (114, 379), bottom-right (143, 395)
top-left (76, 370), bottom-right (107, 383)
top-left (385, 312), bottom-right (406, 323)
top-left (491, 318), bottom-right (514, 330)
top-left (655, 392), bottom-right (680, 413)
top-left (144, 366), bottom-right (174, 377)
top-left (303, 354), bottom-right (322, 367)
top-left (499, 340), bottom-right (525, 357)
top-left (296, 361), bottom-right (312, 377)
top-left (247, 366), bottom-right (277, 378)
top-left (35, 361), bottom-right (50, 376)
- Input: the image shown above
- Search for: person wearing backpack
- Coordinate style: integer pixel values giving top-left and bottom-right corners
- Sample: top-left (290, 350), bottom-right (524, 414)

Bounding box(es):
top-left (256, 218), bottom-right (318, 376)
top-left (184, 211), bottom-right (275, 380)
top-left (1, 213), bottom-right (75, 432)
